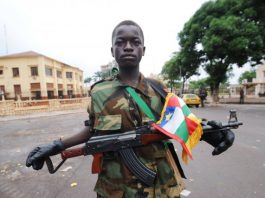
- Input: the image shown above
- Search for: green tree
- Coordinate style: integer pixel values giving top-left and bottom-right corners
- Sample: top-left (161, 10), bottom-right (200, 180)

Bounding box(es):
top-left (92, 71), bottom-right (103, 82)
top-left (161, 51), bottom-right (200, 93)
top-left (178, 0), bottom-right (265, 102)
top-left (189, 78), bottom-right (208, 90)
top-left (161, 54), bottom-right (180, 92)
top-left (238, 69), bottom-right (256, 84)
top-left (84, 77), bottom-right (92, 85)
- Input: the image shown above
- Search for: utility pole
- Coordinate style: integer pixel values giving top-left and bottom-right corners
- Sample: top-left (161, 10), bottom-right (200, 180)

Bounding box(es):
top-left (4, 24), bottom-right (8, 55)
top-left (180, 65), bottom-right (184, 95)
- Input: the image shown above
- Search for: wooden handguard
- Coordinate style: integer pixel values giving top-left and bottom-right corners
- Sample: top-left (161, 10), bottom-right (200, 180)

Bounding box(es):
top-left (61, 147), bottom-right (85, 160)
top-left (141, 133), bottom-right (168, 145)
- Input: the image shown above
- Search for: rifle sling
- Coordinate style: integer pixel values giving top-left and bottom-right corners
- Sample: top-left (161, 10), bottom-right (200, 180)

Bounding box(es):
top-left (146, 78), bottom-right (167, 100)
top-left (125, 86), bottom-right (156, 121)
top-left (146, 79), bottom-right (187, 179)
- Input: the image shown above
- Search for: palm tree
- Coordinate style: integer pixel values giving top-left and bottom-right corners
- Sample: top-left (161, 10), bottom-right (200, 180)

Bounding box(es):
top-left (84, 77), bottom-right (92, 85)
top-left (92, 71), bottom-right (103, 82)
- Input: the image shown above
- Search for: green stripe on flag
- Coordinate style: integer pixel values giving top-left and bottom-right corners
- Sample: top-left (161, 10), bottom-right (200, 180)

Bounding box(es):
top-left (182, 104), bottom-right (191, 117)
top-left (176, 120), bottom-right (189, 142)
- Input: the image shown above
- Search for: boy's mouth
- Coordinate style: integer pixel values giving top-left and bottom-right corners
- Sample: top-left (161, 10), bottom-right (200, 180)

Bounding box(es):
top-left (120, 54), bottom-right (136, 60)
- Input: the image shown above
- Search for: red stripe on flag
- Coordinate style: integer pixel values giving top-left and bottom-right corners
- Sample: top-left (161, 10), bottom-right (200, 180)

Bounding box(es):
top-left (167, 95), bottom-right (180, 107)
top-left (151, 123), bottom-right (193, 159)
top-left (185, 117), bottom-right (198, 135)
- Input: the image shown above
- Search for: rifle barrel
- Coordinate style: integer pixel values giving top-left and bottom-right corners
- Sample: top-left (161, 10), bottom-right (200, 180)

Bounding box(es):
top-left (203, 121), bottom-right (243, 133)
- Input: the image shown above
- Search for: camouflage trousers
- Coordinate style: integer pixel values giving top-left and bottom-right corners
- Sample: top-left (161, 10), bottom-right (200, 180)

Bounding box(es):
top-left (94, 157), bottom-right (183, 198)
top-left (96, 186), bottom-right (181, 198)
top-left (96, 178), bottom-right (181, 198)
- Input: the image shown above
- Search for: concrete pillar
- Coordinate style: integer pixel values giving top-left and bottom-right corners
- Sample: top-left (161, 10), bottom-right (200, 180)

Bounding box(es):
top-left (53, 61), bottom-right (58, 98)
top-left (73, 73), bottom-right (77, 97)
top-left (255, 84), bottom-right (260, 96)
top-left (38, 57), bottom-right (48, 99)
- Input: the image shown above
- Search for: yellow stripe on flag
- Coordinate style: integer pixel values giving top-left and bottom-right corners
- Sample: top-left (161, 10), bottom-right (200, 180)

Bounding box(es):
top-left (182, 113), bottom-right (203, 164)
top-left (156, 92), bottom-right (175, 124)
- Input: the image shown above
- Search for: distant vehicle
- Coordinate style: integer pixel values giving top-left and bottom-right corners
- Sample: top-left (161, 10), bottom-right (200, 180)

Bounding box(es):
top-left (181, 94), bottom-right (201, 108)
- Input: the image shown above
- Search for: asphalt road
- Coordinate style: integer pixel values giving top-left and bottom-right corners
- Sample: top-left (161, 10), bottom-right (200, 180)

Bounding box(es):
top-left (0, 104), bottom-right (264, 198)
top-left (185, 104), bottom-right (265, 198)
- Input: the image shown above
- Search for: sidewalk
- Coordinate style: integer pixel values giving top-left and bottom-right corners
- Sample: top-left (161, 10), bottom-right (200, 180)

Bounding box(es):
top-left (219, 96), bottom-right (265, 104)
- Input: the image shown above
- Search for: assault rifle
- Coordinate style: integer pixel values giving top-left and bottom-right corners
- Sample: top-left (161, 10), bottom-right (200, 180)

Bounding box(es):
top-left (45, 110), bottom-right (242, 186)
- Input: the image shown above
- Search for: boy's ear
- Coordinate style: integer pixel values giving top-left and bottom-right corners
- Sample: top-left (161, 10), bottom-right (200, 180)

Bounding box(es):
top-left (143, 46), bottom-right (146, 56)
top-left (111, 47), bottom-right (114, 57)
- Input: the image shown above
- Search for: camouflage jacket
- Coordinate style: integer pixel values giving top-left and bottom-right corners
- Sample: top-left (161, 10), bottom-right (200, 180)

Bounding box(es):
top-left (89, 73), bottom-right (183, 198)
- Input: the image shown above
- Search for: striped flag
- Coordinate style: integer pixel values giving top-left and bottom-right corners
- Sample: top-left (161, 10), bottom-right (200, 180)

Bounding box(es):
top-left (152, 93), bottom-right (203, 164)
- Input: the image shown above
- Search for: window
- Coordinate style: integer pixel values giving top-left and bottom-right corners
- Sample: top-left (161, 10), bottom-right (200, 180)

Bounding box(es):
top-left (14, 84), bottom-right (21, 95)
top-left (79, 76), bottom-right (82, 82)
top-left (45, 66), bottom-right (53, 76)
top-left (31, 91), bottom-right (41, 100)
top-left (13, 68), bottom-right (19, 77)
top-left (66, 72), bottom-right (72, 79)
top-left (57, 70), bottom-right (62, 78)
top-left (263, 71), bottom-right (265, 77)
top-left (0, 85), bottom-right (4, 92)
top-left (47, 91), bottom-right (54, 99)
top-left (46, 83), bottom-right (54, 89)
top-left (30, 83), bottom-right (41, 90)
top-left (31, 66), bottom-right (38, 76)
top-left (0, 85), bottom-right (4, 99)
top-left (0, 66), bottom-right (3, 75)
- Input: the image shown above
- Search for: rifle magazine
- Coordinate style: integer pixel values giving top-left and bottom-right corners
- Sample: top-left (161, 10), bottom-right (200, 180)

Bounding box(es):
top-left (119, 147), bottom-right (156, 187)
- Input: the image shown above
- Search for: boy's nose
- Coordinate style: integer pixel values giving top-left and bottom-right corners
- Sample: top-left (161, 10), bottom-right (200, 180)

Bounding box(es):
top-left (124, 41), bottom-right (133, 51)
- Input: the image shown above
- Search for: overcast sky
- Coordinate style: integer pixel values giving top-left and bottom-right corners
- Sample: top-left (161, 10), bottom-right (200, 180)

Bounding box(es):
top-left (0, 0), bottom-right (251, 84)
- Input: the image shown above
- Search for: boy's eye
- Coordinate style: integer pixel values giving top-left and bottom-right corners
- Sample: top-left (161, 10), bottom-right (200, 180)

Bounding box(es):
top-left (134, 40), bottom-right (141, 45)
top-left (115, 39), bottom-right (123, 45)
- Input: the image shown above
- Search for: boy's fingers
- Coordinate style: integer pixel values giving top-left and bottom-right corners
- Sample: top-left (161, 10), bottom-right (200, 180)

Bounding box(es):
top-left (212, 141), bottom-right (228, 155)
top-left (26, 147), bottom-right (40, 167)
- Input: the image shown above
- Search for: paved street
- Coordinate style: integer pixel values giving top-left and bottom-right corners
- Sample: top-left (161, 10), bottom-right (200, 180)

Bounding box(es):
top-left (0, 104), bottom-right (264, 198)
top-left (185, 104), bottom-right (265, 198)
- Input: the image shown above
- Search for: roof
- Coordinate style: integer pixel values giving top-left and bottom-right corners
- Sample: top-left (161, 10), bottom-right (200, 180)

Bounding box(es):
top-left (0, 51), bottom-right (83, 72)
top-left (0, 51), bottom-right (41, 58)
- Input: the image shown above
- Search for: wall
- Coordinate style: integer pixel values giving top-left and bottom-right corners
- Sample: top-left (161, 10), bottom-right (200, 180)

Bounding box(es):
top-left (0, 97), bottom-right (90, 116)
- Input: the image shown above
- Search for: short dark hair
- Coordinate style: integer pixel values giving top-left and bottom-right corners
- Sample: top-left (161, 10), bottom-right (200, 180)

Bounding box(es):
top-left (111, 20), bottom-right (144, 44)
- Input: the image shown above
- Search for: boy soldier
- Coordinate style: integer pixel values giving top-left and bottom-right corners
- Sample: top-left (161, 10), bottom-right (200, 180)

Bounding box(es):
top-left (26, 20), bottom-right (234, 197)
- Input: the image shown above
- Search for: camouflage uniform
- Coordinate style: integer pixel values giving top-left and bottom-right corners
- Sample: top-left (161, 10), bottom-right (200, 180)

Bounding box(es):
top-left (89, 73), bottom-right (184, 198)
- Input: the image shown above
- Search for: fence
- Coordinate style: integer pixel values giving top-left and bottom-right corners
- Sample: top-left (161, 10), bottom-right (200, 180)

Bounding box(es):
top-left (0, 97), bottom-right (90, 116)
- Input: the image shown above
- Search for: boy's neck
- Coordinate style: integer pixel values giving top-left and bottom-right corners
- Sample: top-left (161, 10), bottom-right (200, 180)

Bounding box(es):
top-left (119, 66), bottom-right (140, 84)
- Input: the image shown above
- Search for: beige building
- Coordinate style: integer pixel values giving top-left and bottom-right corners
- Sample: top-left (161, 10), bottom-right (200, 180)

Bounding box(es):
top-left (252, 62), bottom-right (265, 96)
top-left (0, 51), bottom-right (85, 100)
top-left (242, 61), bottom-right (265, 96)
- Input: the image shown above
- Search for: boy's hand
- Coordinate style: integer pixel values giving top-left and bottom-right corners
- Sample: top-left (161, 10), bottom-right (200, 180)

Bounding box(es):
top-left (26, 140), bottom-right (65, 170)
top-left (202, 120), bottom-right (235, 155)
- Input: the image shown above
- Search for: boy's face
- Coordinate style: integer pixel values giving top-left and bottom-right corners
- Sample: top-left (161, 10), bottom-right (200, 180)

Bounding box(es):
top-left (111, 25), bottom-right (145, 69)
